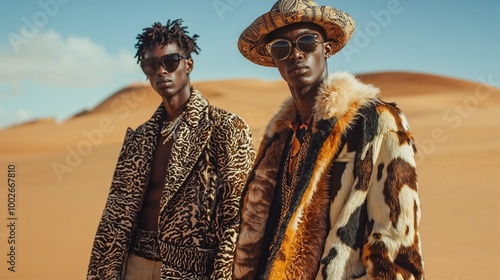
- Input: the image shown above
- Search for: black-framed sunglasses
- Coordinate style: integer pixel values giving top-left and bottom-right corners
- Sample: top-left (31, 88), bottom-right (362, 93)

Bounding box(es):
top-left (140, 53), bottom-right (188, 76)
top-left (266, 34), bottom-right (324, 61)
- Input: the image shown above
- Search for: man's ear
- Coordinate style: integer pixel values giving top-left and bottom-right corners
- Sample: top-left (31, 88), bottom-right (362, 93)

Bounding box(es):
top-left (324, 42), bottom-right (334, 58)
top-left (186, 58), bottom-right (194, 74)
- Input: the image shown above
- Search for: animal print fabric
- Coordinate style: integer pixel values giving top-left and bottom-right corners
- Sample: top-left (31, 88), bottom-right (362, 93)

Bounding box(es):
top-left (129, 229), bottom-right (162, 261)
top-left (233, 72), bottom-right (423, 279)
top-left (87, 89), bottom-right (255, 280)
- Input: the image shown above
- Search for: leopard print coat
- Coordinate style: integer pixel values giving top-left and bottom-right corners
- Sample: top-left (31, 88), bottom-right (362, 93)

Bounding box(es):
top-left (87, 89), bottom-right (255, 279)
top-left (233, 72), bottom-right (424, 279)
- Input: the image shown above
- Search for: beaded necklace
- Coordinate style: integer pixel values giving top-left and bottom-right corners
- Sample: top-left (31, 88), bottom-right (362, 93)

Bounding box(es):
top-left (160, 112), bottom-right (184, 144)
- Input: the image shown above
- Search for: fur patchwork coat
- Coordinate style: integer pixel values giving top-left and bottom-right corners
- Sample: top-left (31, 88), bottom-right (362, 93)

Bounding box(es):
top-left (87, 90), bottom-right (255, 279)
top-left (233, 72), bottom-right (424, 280)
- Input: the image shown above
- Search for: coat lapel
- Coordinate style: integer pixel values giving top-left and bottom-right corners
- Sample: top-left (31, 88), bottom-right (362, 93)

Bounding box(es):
top-left (124, 107), bottom-right (163, 213)
top-left (159, 90), bottom-right (213, 213)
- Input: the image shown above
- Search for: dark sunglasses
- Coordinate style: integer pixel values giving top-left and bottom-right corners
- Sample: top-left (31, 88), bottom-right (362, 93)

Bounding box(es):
top-left (140, 53), bottom-right (188, 76)
top-left (266, 34), bottom-right (324, 61)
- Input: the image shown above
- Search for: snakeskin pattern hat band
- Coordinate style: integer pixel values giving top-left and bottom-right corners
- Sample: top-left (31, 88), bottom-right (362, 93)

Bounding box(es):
top-left (238, 0), bottom-right (355, 67)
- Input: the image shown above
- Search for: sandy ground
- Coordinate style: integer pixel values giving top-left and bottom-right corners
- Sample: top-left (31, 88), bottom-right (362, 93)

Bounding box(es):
top-left (0, 72), bottom-right (498, 279)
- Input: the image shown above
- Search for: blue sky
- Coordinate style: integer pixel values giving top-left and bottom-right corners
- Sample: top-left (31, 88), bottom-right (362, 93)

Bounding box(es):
top-left (0, 0), bottom-right (499, 129)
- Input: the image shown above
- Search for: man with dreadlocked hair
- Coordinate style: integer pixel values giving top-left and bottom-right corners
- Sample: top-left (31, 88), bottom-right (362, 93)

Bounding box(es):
top-left (87, 19), bottom-right (255, 280)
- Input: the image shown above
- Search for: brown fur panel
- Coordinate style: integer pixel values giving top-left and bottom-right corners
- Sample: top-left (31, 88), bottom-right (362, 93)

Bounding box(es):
top-left (383, 158), bottom-right (418, 228)
top-left (394, 244), bottom-right (424, 278)
top-left (233, 132), bottom-right (288, 279)
top-left (364, 239), bottom-right (422, 280)
top-left (363, 241), bottom-right (403, 279)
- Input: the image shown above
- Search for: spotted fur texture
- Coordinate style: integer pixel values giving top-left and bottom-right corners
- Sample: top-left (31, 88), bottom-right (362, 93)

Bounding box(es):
top-left (233, 72), bottom-right (423, 279)
top-left (87, 89), bottom-right (255, 280)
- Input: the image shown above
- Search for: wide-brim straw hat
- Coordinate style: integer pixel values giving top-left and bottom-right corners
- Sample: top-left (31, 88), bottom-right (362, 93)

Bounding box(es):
top-left (238, 0), bottom-right (355, 67)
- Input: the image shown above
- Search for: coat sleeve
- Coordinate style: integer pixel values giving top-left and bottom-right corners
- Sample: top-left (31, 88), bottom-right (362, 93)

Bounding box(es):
top-left (87, 128), bottom-right (137, 279)
top-left (362, 111), bottom-right (424, 280)
top-left (211, 115), bottom-right (256, 279)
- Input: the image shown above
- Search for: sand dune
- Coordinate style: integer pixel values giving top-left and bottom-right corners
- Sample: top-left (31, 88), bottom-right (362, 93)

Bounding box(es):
top-left (0, 72), bottom-right (499, 279)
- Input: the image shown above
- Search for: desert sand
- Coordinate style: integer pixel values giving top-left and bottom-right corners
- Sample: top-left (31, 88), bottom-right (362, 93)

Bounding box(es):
top-left (0, 71), bottom-right (499, 279)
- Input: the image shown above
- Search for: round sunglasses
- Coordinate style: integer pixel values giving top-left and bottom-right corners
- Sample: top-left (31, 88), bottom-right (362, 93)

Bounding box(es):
top-left (266, 34), bottom-right (324, 61)
top-left (140, 53), bottom-right (188, 76)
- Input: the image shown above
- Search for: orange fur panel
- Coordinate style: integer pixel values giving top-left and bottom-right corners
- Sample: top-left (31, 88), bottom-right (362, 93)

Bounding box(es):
top-left (269, 109), bottom-right (357, 278)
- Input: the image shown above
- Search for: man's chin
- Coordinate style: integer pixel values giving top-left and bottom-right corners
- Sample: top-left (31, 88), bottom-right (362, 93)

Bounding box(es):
top-left (286, 75), bottom-right (314, 88)
top-left (155, 88), bottom-right (176, 98)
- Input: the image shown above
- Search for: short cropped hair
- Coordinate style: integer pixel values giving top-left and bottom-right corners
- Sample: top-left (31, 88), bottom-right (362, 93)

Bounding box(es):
top-left (134, 19), bottom-right (200, 63)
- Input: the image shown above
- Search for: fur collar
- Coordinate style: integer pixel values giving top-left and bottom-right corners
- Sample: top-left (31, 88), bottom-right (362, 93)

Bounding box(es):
top-left (264, 72), bottom-right (380, 137)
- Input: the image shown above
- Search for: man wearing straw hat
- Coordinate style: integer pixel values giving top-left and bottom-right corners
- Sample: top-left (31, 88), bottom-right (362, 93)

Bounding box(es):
top-left (233, 1), bottom-right (424, 279)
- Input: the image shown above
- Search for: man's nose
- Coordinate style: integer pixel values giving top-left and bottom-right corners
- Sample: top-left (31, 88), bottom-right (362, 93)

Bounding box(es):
top-left (289, 45), bottom-right (304, 61)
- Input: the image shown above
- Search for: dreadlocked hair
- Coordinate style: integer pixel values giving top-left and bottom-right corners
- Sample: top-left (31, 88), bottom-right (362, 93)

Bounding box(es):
top-left (134, 19), bottom-right (200, 63)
